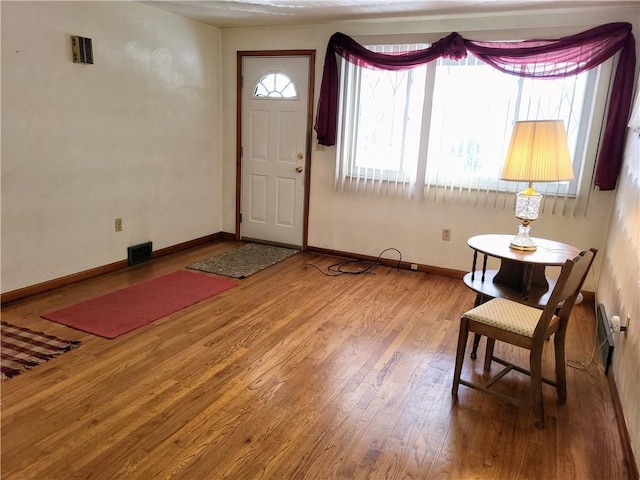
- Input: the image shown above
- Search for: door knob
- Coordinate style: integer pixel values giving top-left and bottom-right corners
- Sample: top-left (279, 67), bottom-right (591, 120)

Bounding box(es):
top-left (296, 166), bottom-right (303, 173)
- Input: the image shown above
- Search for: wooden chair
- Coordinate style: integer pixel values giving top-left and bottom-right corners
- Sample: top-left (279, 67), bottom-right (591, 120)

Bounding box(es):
top-left (451, 248), bottom-right (597, 428)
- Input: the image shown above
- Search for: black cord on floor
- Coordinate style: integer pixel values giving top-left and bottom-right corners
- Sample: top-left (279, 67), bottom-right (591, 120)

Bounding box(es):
top-left (305, 248), bottom-right (402, 277)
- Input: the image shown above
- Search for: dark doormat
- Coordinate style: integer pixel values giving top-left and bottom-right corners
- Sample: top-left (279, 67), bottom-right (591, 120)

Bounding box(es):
top-left (187, 243), bottom-right (299, 278)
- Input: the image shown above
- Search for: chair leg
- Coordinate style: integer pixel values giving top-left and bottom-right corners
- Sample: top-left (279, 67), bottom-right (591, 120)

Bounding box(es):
top-left (530, 348), bottom-right (545, 429)
top-left (484, 337), bottom-right (495, 371)
top-left (470, 333), bottom-right (481, 359)
top-left (554, 331), bottom-right (567, 402)
top-left (452, 317), bottom-right (470, 395)
top-left (470, 294), bottom-right (485, 360)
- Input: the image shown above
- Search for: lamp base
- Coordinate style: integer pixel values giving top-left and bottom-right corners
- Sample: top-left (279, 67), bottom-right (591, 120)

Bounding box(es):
top-left (509, 223), bottom-right (537, 251)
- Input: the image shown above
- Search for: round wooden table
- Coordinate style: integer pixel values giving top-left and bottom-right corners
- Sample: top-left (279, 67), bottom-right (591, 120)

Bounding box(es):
top-left (463, 234), bottom-right (581, 358)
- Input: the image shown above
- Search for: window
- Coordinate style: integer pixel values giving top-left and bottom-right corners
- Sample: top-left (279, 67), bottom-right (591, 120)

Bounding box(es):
top-left (339, 44), bottom-right (427, 188)
top-left (336, 42), bottom-right (602, 205)
top-left (253, 72), bottom-right (298, 99)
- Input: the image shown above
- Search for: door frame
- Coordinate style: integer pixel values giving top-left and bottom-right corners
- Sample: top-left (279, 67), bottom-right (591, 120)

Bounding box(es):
top-left (236, 50), bottom-right (316, 250)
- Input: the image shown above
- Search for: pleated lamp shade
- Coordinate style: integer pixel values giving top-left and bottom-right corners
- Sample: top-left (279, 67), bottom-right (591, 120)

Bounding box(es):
top-left (500, 120), bottom-right (573, 251)
top-left (500, 120), bottom-right (574, 183)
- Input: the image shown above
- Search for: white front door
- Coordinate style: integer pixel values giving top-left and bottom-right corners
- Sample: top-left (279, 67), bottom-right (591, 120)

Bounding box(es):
top-left (240, 56), bottom-right (310, 248)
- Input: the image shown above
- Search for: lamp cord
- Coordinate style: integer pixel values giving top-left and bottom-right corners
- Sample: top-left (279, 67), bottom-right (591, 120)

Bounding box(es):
top-left (305, 248), bottom-right (402, 276)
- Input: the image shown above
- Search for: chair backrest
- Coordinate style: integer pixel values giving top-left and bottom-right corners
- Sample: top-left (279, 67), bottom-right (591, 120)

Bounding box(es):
top-left (533, 248), bottom-right (597, 339)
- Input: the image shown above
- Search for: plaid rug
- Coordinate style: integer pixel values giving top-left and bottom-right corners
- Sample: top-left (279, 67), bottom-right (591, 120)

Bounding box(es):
top-left (1, 321), bottom-right (80, 381)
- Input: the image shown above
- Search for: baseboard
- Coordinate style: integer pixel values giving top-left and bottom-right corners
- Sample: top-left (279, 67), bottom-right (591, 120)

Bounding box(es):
top-left (607, 370), bottom-right (640, 479)
top-left (149, 233), bottom-right (227, 259)
top-left (0, 232), bottom-right (230, 305)
top-left (0, 259), bottom-right (131, 306)
top-left (306, 245), bottom-right (466, 279)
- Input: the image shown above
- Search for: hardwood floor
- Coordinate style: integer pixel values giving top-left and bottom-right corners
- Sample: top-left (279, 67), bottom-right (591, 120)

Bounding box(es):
top-left (1, 241), bottom-right (631, 479)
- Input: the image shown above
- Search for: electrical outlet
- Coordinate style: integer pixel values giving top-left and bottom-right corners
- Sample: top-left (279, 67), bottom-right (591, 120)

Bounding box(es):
top-left (115, 218), bottom-right (123, 232)
top-left (611, 315), bottom-right (629, 333)
top-left (442, 229), bottom-right (451, 241)
top-left (410, 263), bottom-right (418, 271)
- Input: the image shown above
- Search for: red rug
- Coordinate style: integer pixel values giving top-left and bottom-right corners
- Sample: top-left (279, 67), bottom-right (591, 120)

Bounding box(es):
top-left (41, 270), bottom-right (236, 339)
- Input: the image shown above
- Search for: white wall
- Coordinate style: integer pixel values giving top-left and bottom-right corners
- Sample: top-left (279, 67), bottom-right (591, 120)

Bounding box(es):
top-left (221, 6), bottom-right (639, 292)
top-left (1, 1), bottom-right (222, 293)
top-left (597, 123), bottom-right (640, 467)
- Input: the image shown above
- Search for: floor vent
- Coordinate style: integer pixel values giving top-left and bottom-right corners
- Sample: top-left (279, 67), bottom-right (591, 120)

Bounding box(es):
top-left (127, 242), bottom-right (153, 267)
top-left (596, 303), bottom-right (614, 374)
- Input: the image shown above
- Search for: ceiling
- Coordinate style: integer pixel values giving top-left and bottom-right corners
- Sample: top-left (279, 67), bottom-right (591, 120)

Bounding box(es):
top-left (140, 0), bottom-right (625, 28)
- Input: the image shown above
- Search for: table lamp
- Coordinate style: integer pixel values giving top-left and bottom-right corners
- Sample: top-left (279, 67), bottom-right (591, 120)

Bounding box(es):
top-left (500, 120), bottom-right (574, 251)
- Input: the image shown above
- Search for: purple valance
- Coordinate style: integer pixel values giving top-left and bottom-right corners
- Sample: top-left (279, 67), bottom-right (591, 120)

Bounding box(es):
top-left (314, 23), bottom-right (636, 190)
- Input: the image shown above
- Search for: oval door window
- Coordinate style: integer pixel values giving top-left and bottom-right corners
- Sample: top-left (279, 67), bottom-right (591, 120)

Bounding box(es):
top-left (253, 71), bottom-right (298, 99)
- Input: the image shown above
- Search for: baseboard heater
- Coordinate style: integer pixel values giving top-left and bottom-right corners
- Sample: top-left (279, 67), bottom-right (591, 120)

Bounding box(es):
top-left (127, 242), bottom-right (153, 266)
top-left (596, 303), bottom-right (615, 374)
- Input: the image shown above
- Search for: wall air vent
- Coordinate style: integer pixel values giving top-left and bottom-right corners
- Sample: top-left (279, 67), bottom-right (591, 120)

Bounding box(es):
top-left (71, 36), bottom-right (93, 64)
top-left (127, 242), bottom-right (152, 266)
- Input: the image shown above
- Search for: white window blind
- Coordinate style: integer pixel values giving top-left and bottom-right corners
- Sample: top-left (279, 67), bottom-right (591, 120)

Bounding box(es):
top-left (335, 42), bottom-right (611, 216)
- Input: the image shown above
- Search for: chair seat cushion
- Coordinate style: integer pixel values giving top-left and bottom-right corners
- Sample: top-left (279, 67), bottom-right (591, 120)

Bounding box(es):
top-left (463, 297), bottom-right (541, 337)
